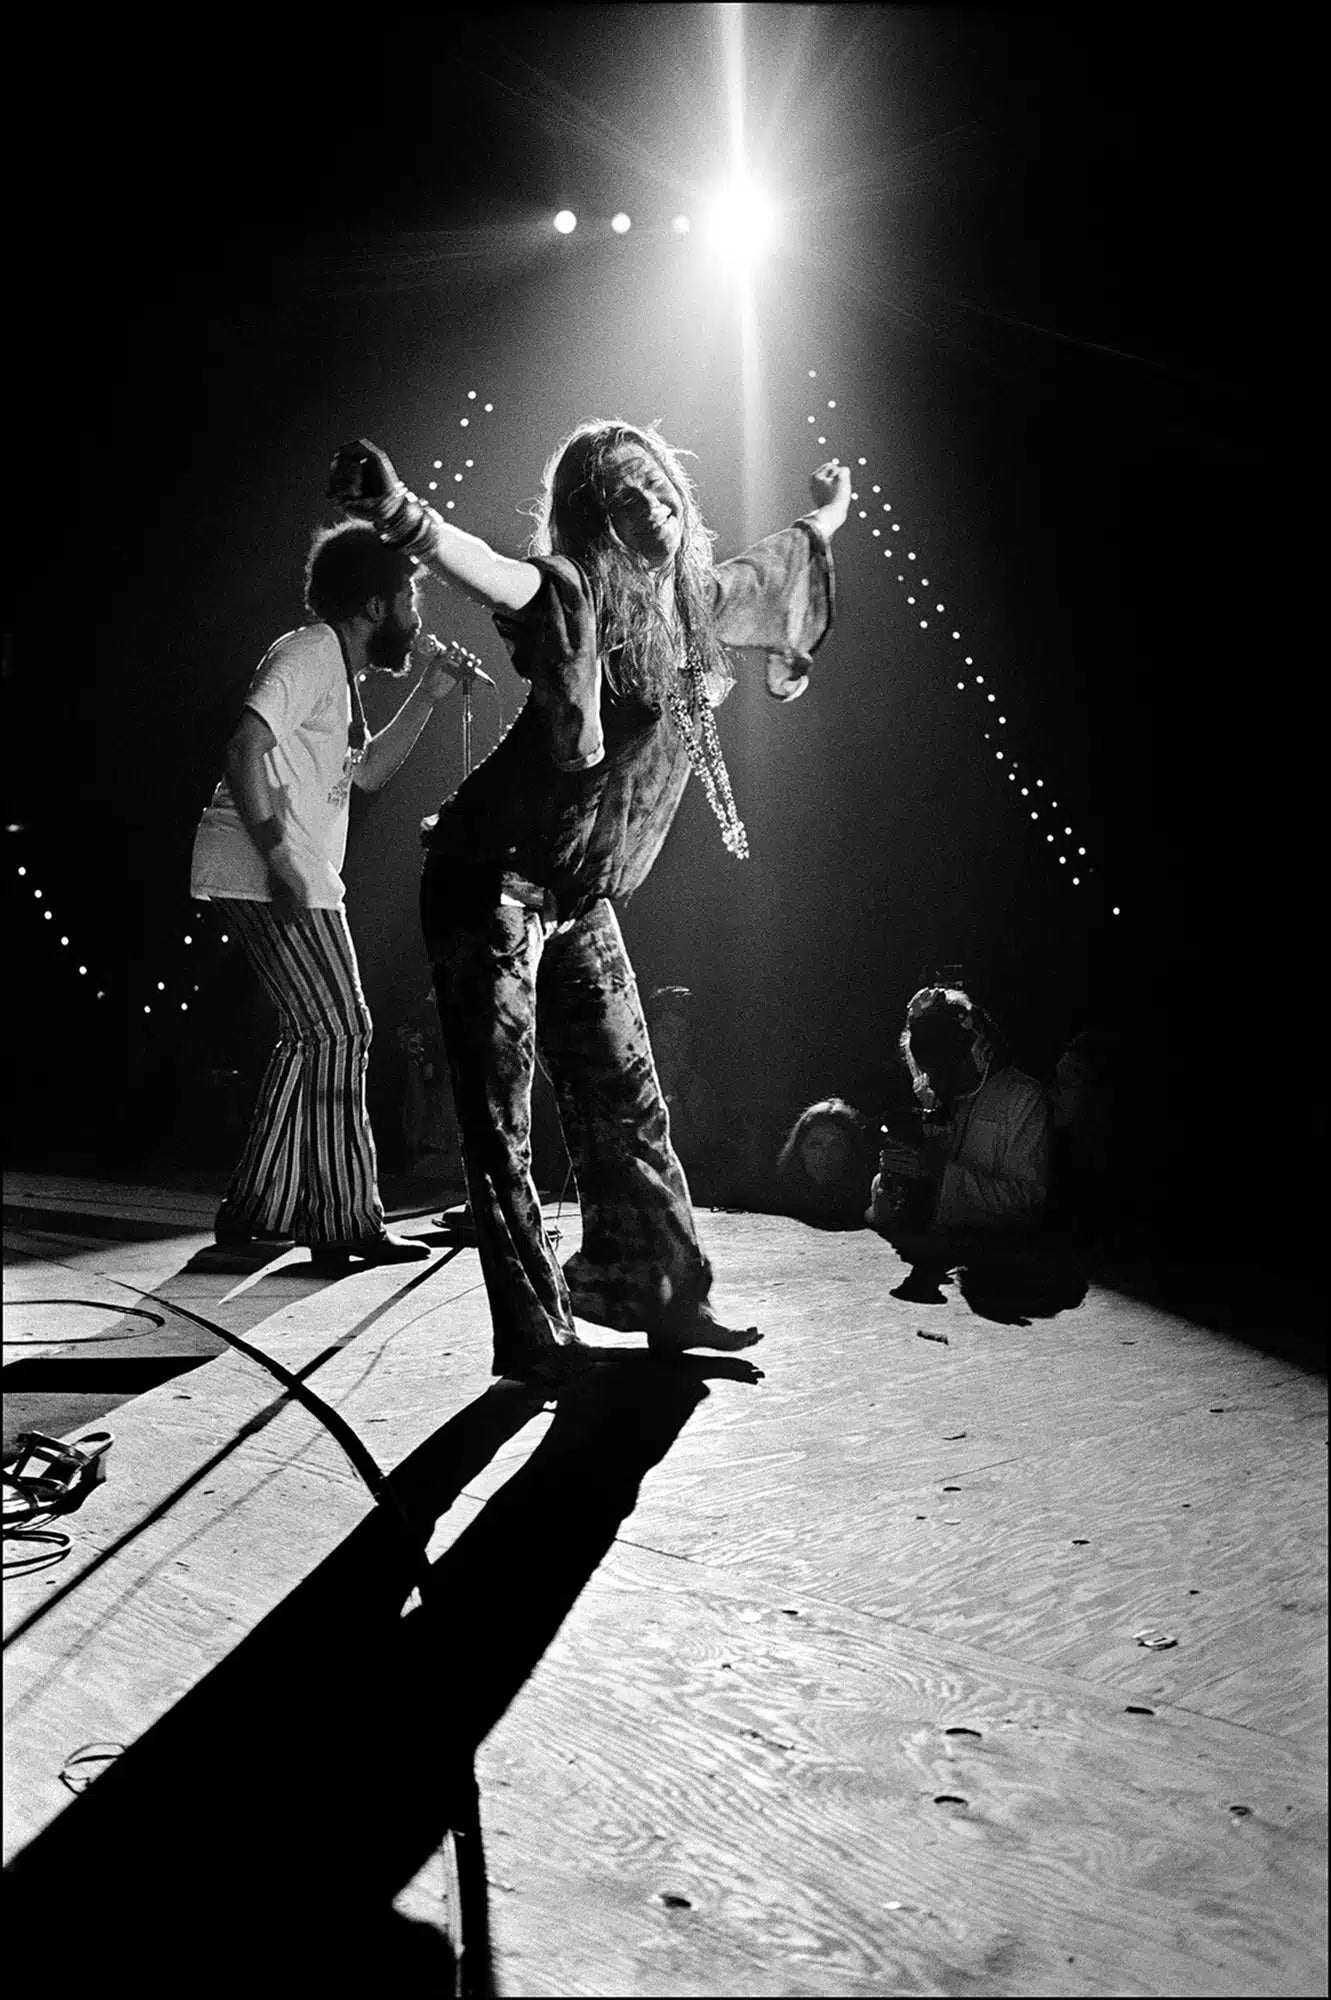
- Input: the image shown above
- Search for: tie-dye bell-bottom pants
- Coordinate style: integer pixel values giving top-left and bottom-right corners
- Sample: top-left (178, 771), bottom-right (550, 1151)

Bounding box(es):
top-left (426, 893), bottom-right (712, 1373)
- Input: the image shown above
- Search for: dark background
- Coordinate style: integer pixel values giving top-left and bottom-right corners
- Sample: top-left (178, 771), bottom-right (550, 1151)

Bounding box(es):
top-left (4, 5), bottom-right (1318, 1246)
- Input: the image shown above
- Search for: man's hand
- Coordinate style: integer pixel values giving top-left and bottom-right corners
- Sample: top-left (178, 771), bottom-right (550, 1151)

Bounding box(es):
top-left (808, 458), bottom-right (852, 525)
top-left (419, 639), bottom-right (486, 701)
top-left (265, 844), bottom-right (310, 924)
top-left (877, 1137), bottom-right (929, 1180)
top-left (328, 439), bottom-right (405, 521)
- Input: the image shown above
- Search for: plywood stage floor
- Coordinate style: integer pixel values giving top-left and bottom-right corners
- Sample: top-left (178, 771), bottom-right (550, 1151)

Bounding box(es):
top-left (3, 1172), bottom-right (1326, 1997)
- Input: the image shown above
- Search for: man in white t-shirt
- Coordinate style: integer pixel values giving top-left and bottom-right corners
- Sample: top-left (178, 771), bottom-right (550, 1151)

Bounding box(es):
top-left (191, 521), bottom-right (472, 1269)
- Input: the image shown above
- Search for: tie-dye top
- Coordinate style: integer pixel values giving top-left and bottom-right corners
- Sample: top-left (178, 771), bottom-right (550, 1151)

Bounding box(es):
top-left (420, 518), bottom-right (834, 923)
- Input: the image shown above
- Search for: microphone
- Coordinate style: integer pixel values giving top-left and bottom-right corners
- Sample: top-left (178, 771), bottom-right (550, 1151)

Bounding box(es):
top-left (421, 633), bottom-right (496, 687)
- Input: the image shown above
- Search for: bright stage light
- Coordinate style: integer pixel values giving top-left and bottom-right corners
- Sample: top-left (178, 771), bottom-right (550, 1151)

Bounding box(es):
top-left (705, 176), bottom-right (777, 262)
top-left (553, 210), bottom-right (577, 234)
top-left (611, 212), bottom-right (631, 234)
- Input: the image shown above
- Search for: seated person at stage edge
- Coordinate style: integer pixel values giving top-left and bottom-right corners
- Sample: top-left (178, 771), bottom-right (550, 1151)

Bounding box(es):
top-left (775, 1097), bottom-right (875, 1228)
top-left (1046, 1027), bottom-right (1122, 1244)
top-left (867, 983), bottom-right (1049, 1249)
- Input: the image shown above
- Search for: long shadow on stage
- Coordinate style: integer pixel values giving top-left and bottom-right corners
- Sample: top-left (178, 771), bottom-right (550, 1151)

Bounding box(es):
top-left (4, 1350), bottom-right (760, 1991)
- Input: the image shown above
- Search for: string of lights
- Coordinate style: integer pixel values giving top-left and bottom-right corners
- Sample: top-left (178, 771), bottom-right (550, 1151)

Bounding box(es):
top-left (801, 368), bottom-right (1121, 918)
top-left (423, 386), bottom-right (495, 515)
top-left (10, 825), bottom-right (221, 1019)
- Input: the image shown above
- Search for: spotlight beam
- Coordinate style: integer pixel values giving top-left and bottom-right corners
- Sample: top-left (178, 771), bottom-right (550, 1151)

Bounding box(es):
top-left (719, 2), bottom-right (772, 541)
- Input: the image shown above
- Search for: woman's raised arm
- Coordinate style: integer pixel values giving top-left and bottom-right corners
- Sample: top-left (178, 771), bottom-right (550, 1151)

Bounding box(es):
top-left (328, 438), bottom-right (542, 613)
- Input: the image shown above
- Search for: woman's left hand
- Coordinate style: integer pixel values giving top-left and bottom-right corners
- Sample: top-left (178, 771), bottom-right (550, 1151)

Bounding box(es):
top-left (809, 459), bottom-right (852, 517)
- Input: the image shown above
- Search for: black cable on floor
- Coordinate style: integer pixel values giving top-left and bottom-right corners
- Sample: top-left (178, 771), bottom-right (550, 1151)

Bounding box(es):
top-left (3, 1272), bottom-right (444, 1649)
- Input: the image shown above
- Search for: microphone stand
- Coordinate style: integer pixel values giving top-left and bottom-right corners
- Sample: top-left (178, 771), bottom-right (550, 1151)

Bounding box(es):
top-left (432, 644), bottom-right (481, 1245)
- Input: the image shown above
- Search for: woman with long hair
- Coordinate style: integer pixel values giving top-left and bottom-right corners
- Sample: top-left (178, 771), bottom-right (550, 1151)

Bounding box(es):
top-left (329, 420), bottom-right (850, 1381)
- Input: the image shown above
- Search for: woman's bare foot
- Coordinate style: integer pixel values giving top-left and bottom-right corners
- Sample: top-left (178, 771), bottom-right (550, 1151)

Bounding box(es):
top-left (647, 1302), bottom-right (763, 1355)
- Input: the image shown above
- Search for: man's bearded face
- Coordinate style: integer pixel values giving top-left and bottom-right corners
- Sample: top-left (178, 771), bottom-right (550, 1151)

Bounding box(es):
top-left (366, 581), bottom-right (422, 676)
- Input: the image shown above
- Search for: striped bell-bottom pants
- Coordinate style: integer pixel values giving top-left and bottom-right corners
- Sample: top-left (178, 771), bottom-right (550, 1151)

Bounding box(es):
top-left (212, 899), bottom-right (386, 1247)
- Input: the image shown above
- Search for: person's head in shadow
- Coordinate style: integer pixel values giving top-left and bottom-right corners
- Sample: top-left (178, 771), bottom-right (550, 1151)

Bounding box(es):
top-left (900, 983), bottom-right (1006, 1118)
top-left (1047, 1027), bottom-right (1123, 1243)
top-left (775, 1097), bottom-right (874, 1227)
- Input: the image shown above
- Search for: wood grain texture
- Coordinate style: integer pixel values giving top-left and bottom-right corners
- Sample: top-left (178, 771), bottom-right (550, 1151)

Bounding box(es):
top-left (473, 1539), bottom-right (1326, 1998)
top-left (5, 1198), bottom-right (1325, 1996)
top-left (2, 1213), bottom-right (546, 1861)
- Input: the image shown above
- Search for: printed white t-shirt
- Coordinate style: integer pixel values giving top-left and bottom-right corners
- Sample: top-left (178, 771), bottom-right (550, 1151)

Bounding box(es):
top-left (190, 624), bottom-right (360, 908)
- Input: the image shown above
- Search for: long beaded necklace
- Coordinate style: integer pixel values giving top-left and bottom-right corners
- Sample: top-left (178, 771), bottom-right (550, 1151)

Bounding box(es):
top-left (665, 643), bottom-right (749, 861)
